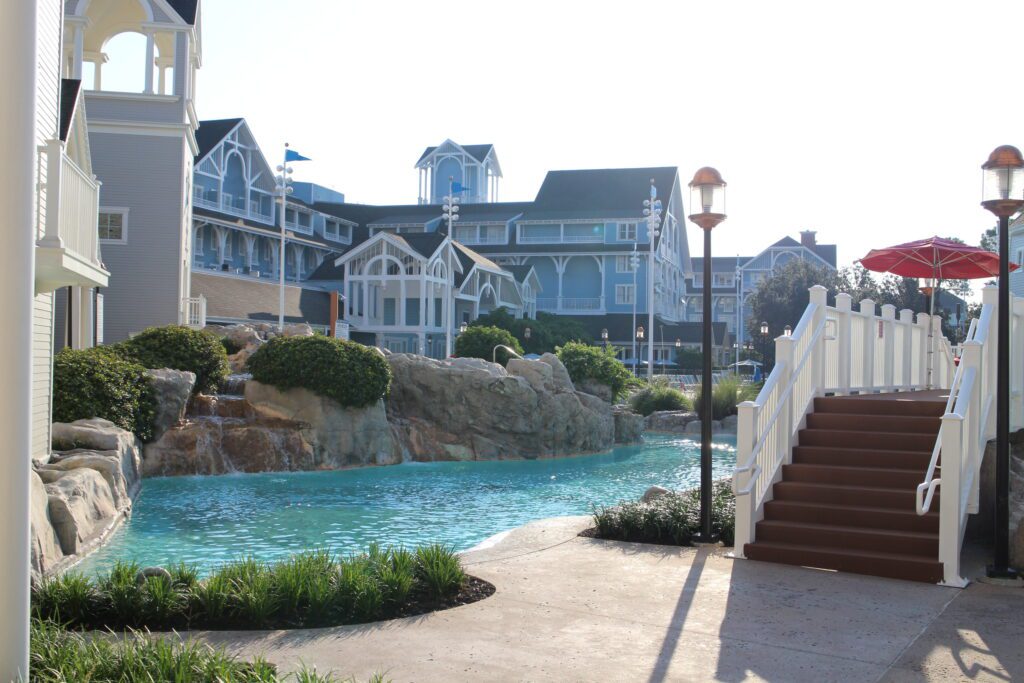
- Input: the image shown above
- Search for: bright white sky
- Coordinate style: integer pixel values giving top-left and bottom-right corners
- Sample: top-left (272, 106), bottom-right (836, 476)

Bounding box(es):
top-left (112, 1), bottom-right (1024, 297)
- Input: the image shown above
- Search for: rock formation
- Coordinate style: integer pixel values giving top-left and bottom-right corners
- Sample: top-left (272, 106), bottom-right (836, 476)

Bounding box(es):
top-left (144, 368), bottom-right (195, 441)
top-left (32, 418), bottom-right (142, 577)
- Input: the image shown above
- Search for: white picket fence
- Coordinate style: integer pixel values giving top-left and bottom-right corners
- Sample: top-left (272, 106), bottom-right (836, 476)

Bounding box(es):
top-left (733, 285), bottom-right (957, 558)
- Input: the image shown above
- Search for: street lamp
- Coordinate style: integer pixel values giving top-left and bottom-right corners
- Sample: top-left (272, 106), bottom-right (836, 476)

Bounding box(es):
top-left (601, 328), bottom-right (609, 348)
top-left (981, 144), bottom-right (1024, 580)
top-left (523, 326), bottom-right (531, 350)
top-left (784, 324), bottom-right (792, 337)
top-left (760, 321), bottom-right (770, 373)
top-left (687, 166), bottom-right (727, 544)
top-left (442, 178), bottom-right (460, 357)
top-left (631, 246), bottom-right (640, 368)
top-left (274, 147), bottom-right (295, 332)
top-left (459, 321), bottom-right (468, 334)
top-left (643, 180), bottom-right (662, 381)
top-left (636, 325), bottom-right (645, 377)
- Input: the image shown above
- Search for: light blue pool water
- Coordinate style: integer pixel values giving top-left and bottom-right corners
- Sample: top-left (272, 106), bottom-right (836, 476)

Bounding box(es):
top-left (77, 434), bottom-right (735, 575)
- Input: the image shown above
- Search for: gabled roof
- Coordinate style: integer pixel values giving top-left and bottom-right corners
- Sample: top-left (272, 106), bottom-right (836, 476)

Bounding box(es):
top-left (59, 79), bottom-right (82, 143)
top-left (307, 253), bottom-right (346, 282)
top-left (502, 264), bottom-right (537, 284)
top-left (167, 0), bottom-right (200, 24)
top-left (387, 232), bottom-right (447, 260)
top-left (416, 143), bottom-right (495, 166)
top-left (690, 257), bottom-right (749, 273)
top-left (770, 236), bottom-right (801, 248)
top-left (453, 242), bottom-right (504, 285)
top-left (194, 117), bottom-right (243, 162)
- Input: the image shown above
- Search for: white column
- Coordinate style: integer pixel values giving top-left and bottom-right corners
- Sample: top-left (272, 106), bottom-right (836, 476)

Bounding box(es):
top-left (917, 312), bottom-right (931, 389)
top-left (899, 309), bottom-right (914, 390)
top-left (775, 335), bottom-right (797, 458)
top-left (809, 285), bottom-right (827, 396)
top-left (733, 400), bottom-right (757, 556)
top-left (881, 304), bottom-right (896, 391)
top-left (835, 293), bottom-right (853, 395)
top-left (860, 299), bottom-right (876, 391)
top-left (72, 24), bottom-right (84, 79)
top-left (0, 0), bottom-right (35, 676)
top-left (144, 32), bottom-right (155, 93)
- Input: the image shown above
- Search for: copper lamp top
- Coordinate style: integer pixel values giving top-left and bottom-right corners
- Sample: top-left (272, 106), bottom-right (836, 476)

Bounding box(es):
top-left (689, 166), bottom-right (726, 187)
top-left (982, 145), bottom-right (1024, 170)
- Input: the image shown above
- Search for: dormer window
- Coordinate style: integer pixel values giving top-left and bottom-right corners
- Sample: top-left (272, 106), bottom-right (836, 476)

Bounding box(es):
top-left (324, 219), bottom-right (351, 243)
top-left (617, 223), bottom-right (637, 241)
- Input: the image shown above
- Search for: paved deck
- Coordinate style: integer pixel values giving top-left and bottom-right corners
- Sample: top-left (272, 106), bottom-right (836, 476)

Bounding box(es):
top-left (194, 517), bottom-right (1023, 682)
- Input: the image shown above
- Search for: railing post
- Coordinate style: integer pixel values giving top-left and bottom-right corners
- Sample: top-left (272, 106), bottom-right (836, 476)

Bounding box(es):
top-left (39, 140), bottom-right (63, 248)
top-left (938, 412), bottom-right (967, 586)
top-left (775, 334), bottom-right (796, 456)
top-left (917, 312), bottom-right (931, 390)
top-left (881, 304), bottom-right (896, 391)
top-left (1013, 298), bottom-right (1024, 429)
top-left (859, 299), bottom-right (876, 391)
top-left (899, 309), bottom-right (914, 390)
top-left (809, 285), bottom-right (827, 396)
top-left (931, 316), bottom-right (948, 389)
top-left (835, 293), bottom-right (853, 395)
top-left (733, 401), bottom-right (757, 557)
top-left (961, 342), bottom-right (983, 514)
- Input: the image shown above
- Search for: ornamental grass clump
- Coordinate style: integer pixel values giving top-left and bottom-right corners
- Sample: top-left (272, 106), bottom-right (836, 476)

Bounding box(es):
top-left (247, 335), bottom-right (392, 407)
top-left (116, 325), bottom-right (230, 394)
top-left (32, 545), bottom-right (470, 632)
top-left (592, 479), bottom-right (736, 546)
top-left (52, 346), bottom-right (158, 441)
top-left (629, 380), bottom-right (692, 416)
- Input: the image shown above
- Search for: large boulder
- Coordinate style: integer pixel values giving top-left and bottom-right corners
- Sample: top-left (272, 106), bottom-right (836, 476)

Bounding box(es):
top-left (387, 353), bottom-right (615, 460)
top-left (282, 322), bottom-right (314, 337)
top-left (44, 467), bottom-right (118, 556)
top-left (30, 471), bottom-right (62, 578)
top-left (644, 410), bottom-right (700, 433)
top-left (47, 419), bottom-right (142, 506)
top-left (577, 378), bottom-right (614, 403)
top-left (244, 381), bottom-right (397, 468)
top-left (223, 324), bottom-right (263, 350)
top-left (145, 368), bottom-right (196, 440)
top-left (613, 406), bottom-right (644, 443)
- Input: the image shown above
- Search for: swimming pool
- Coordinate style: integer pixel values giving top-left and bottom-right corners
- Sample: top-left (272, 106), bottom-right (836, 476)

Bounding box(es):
top-left (76, 434), bottom-right (736, 575)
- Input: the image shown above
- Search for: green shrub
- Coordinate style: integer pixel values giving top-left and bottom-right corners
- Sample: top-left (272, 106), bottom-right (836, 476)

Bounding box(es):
top-left (52, 347), bottom-right (157, 441)
top-left (454, 325), bottom-right (523, 365)
top-left (693, 376), bottom-right (761, 420)
top-left (32, 545), bottom-right (469, 632)
top-left (116, 325), bottom-right (229, 394)
top-left (592, 479), bottom-right (736, 546)
top-left (247, 336), bottom-right (391, 408)
top-left (222, 336), bottom-right (244, 356)
top-left (556, 341), bottom-right (632, 400)
top-left (471, 308), bottom-right (592, 353)
top-left (629, 382), bottom-right (692, 416)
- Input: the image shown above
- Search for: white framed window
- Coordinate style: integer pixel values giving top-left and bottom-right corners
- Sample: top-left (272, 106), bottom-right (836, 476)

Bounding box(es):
top-left (193, 227), bottom-right (204, 255)
top-left (615, 284), bottom-right (635, 305)
top-left (324, 219), bottom-right (351, 243)
top-left (719, 297), bottom-right (736, 313)
top-left (713, 272), bottom-right (735, 288)
top-left (617, 223), bottom-right (637, 241)
top-left (616, 255), bottom-right (637, 273)
top-left (1016, 247), bottom-right (1024, 267)
top-left (98, 208), bottom-right (128, 243)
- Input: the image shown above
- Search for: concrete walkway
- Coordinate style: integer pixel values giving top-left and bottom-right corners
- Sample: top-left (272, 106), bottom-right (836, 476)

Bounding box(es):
top-left (198, 517), bottom-right (1024, 682)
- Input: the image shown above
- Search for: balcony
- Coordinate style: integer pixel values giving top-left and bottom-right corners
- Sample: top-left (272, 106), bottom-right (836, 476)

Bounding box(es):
top-left (536, 296), bottom-right (604, 313)
top-left (518, 224), bottom-right (605, 245)
top-left (182, 295), bottom-right (207, 330)
top-left (193, 187), bottom-right (275, 223)
top-left (35, 140), bottom-right (110, 293)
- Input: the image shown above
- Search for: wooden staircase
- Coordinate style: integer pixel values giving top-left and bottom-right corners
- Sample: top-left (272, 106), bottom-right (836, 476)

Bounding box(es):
top-left (743, 394), bottom-right (947, 583)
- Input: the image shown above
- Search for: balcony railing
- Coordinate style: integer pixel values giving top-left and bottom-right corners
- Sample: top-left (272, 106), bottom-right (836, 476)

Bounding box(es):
top-left (182, 295), bottom-right (207, 329)
top-left (519, 233), bottom-right (604, 244)
top-left (536, 296), bottom-right (604, 312)
top-left (193, 187), bottom-right (274, 223)
top-left (35, 140), bottom-right (109, 291)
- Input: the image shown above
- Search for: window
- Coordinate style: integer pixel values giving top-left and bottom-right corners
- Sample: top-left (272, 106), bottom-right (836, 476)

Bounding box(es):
top-left (615, 284), bottom-right (635, 305)
top-left (98, 209), bottom-right (128, 243)
top-left (719, 297), bottom-right (736, 313)
top-left (616, 255), bottom-right (637, 273)
top-left (193, 228), bottom-right (204, 255)
top-left (1017, 247), bottom-right (1024, 267)
top-left (617, 223), bottom-right (637, 241)
top-left (713, 272), bottom-right (735, 287)
top-left (324, 220), bottom-right (351, 243)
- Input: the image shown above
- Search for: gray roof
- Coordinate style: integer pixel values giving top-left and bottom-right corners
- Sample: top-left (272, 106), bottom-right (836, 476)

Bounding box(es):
top-left (167, 0), bottom-right (199, 23)
top-left (416, 143), bottom-right (494, 166)
top-left (528, 166), bottom-right (678, 216)
top-left (502, 264), bottom-right (537, 284)
top-left (195, 118), bottom-right (242, 162)
top-left (192, 271), bottom-right (332, 325)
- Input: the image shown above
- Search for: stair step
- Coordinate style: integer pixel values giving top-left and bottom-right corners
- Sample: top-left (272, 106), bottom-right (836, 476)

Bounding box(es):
top-left (772, 481), bottom-right (932, 510)
top-left (782, 463), bottom-right (924, 488)
top-left (806, 412), bottom-right (941, 434)
top-left (792, 445), bottom-right (933, 470)
top-left (798, 429), bottom-right (935, 452)
top-left (754, 520), bottom-right (939, 556)
top-left (763, 500), bottom-right (939, 533)
top-left (814, 396), bottom-right (946, 418)
top-left (743, 541), bottom-right (944, 583)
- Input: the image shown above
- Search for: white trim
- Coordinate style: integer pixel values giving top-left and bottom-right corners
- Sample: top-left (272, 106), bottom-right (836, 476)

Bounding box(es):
top-left (98, 207), bottom-right (129, 244)
top-left (615, 283), bottom-right (635, 305)
top-left (86, 118), bottom-right (199, 156)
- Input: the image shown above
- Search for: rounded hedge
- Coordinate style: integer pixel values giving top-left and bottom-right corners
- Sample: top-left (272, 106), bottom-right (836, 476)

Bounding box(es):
top-left (629, 383), bottom-right (692, 416)
top-left (116, 326), bottom-right (229, 395)
top-left (556, 341), bottom-right (632, 400)
top-left (454, 325), bottom-right (523, 366)
top-left (246, 335), bottom-right (391, 408)
top-left (52, 347), bottom-right (157, 441)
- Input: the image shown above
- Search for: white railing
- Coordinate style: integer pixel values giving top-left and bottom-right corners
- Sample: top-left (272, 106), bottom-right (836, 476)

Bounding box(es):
top-left (182, 295), bottom-right (207, 329)
top-left (916, 286), bottom-right (1024, 586)
top-left (193, 186), bottom-right (274, 223)
top-left (536, 296), bottom-right (604, 312)
top-left (40, 139), bottom-right (101, 265)
top-left (733, 285), bottom-right (957, 558)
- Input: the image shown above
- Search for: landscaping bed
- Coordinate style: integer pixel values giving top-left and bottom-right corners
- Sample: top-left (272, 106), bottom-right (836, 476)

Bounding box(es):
top-left (582, 479), bottom-right (735, 547)
top-left (34, 544), bottom-right (493, 633)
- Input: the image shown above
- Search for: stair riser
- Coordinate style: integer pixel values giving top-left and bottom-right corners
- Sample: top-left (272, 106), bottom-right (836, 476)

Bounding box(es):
top-left (806, 413), bottom-right (941, 434)
top-left (772, 482), bottom-right (933, 510)
top-left (814, 397), bottom-right (945, 418)
top-left (792, 447), bottom-right (932, 470)
top-left (755, 523), bottom-right (939, 556)
top-left (764, 501), bottom-right (939, 533)
top-left (782, 464), bottom-right (923, 489)
top-left (744, 544), bottom-right (944, 583)
top-left (799, 430), bottom-right (935, 452)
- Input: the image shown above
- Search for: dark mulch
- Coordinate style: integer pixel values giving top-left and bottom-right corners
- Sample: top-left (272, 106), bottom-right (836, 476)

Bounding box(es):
top-left (385, 576), bottom-right (496, 622)
top-left (578, 527), bottom-right (701, 548)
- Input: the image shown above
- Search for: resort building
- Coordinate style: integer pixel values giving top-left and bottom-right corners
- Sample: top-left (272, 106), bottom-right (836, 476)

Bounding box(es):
top-left (62, 0), bottom-right (203, 343)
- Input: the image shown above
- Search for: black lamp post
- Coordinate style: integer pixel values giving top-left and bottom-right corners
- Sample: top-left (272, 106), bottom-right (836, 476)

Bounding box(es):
top-left (601, 327), bottom-right (609, 349)
top-left (980, 144), bottom-right (1024, 580)
top-left (636, 326), bottom-right (645, 377)
top-left (688, 166), bottom-right (727, 543)
top-left (760, 321), bottom-right (770, 373)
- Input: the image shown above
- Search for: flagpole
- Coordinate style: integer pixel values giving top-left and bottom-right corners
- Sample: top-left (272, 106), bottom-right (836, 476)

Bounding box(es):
top-left (278, 143), bottom-right (289, 333)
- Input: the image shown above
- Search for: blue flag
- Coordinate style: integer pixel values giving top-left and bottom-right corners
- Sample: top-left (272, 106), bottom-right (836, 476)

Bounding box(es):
top-left (285, 149), bottom-right (311, 162)
top-left (452, 181), bottom-right (471, 193)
